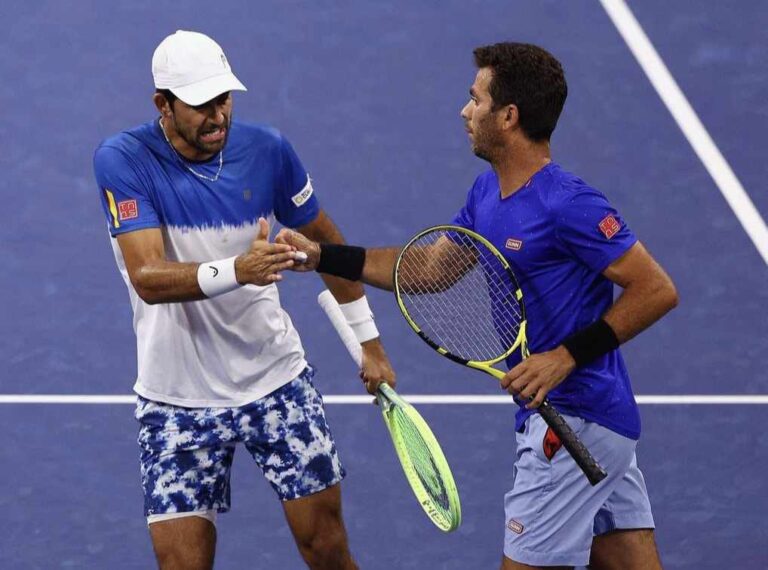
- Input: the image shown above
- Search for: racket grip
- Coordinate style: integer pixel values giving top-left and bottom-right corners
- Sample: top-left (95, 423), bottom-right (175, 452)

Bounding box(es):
top-left (538, 401), bottom-right (608, 486)
top-left (318, 290), bottom-right (363, 367)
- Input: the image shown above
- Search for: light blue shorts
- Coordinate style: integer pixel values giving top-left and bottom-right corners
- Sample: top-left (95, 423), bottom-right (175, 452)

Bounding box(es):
top-left (504, 414), bottom-right (655, 567)
top-left (135, 366), bottom-right (345, 517)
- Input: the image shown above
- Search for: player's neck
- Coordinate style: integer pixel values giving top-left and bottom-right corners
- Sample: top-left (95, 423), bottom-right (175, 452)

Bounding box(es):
top-left (494, 139), bottom-right (551, 199)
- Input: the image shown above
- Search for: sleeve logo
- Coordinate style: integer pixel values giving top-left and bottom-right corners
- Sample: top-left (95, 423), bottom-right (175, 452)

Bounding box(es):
top-left (291, 176), bottom-right (314, 207)
top-left (598, 214), bottom-right (620, 239)
top-left (117, 199), bottom-right (139, 221)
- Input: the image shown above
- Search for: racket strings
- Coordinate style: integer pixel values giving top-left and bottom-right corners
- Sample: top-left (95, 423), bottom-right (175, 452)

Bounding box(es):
top-left (397, 230), bottom-right (523, 362)
top-left (390, 407), bottom-right (452, 513)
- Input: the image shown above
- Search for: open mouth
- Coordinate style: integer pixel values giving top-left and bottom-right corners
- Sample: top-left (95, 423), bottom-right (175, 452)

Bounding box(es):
top-left (200, 127), bottom-right (226, 144)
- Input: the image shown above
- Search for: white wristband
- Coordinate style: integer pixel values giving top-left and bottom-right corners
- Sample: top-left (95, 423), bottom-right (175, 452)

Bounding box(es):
top-left (339, 296), bottom-right (379, 344)
top-left (197, 256), bottom-right (241, 298)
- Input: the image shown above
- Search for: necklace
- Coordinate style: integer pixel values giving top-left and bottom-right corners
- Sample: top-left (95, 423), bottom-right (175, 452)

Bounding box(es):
top-left (159, 118), bottom-right (224, 182)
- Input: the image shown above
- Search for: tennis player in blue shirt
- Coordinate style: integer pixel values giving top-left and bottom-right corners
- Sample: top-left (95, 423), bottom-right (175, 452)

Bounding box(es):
top-left (278, 42), bottom-right (678, 569)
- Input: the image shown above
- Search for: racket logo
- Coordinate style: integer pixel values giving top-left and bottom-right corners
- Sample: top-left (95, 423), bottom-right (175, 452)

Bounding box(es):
top-left (416, 456), bottom-right (450, 510)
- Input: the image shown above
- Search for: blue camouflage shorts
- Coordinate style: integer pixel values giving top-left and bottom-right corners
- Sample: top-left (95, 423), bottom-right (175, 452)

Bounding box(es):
top-left (135, 366), bottom-right (345, 517)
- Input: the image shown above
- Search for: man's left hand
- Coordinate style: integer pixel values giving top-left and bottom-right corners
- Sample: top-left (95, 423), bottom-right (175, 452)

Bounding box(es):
top-left (359, 338), bottom-right (396, 396)
top-left (500, 346), bottom-right (576, 409)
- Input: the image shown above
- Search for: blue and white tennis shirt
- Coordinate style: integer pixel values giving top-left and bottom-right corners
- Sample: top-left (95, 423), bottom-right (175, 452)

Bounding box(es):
top-left (94, 119), bottom-right (318, 408)
top-left (453, 163), bottom-right (642, 439)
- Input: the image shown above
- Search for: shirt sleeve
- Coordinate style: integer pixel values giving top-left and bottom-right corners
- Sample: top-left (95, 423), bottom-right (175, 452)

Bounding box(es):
top-left (554, 185), bottom-right (637, 273)
top-left (93, 145), bottom-right (160, 237)
top-left (273, 136), bottom-right (320, 228)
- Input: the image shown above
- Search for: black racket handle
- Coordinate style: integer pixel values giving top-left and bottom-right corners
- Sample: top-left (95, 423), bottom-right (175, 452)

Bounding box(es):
top-left (536, 400), bottom-right (607, 486)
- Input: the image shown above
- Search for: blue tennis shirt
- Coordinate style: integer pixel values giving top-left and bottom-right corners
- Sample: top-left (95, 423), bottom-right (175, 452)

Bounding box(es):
top-left (452, 163), bottom-right (641, 439)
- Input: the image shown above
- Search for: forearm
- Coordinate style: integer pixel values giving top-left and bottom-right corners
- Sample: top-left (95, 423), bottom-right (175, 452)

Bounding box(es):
top-left (278, 219), bottom-right (398, 291)
top-left (131, 260), bottom-right (206, 304)
top-left (602, 278), bottom-right (678, 344)
top-left (120, 218), bottom-right (291, 305)
top-left (561, 242), bottom-right (679, 366)
top-left (298, 211), bottom-right (365, 303)
top-left (298, 212), bottom-right (394, 356)
top-left (361, 248), bottom-right (400, 291)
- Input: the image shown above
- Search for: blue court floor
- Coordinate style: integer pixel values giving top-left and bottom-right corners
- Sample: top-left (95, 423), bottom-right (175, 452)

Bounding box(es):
top-left (0, 1), bottom-right (765, 568)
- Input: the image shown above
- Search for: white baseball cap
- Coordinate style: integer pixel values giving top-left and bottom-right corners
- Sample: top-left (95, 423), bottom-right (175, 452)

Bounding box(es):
top-left (152, 30), bottom-right (247, 106)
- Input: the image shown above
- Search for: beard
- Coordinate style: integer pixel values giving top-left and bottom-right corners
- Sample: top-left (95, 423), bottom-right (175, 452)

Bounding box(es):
top-left (472, 141), bottom-right (493, 162)
top-left (470, 128), bottom-right (502, 164)
top-left (173, 114), bottom-right (231, 157)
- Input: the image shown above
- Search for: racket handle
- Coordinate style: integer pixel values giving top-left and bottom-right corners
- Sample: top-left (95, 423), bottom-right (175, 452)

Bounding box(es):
top-left (318, 290), bottom-right (363, 367)
top-left (537, 401), bottom-right (608, 486)
top-left (320, 291), bottom-right (393, 404)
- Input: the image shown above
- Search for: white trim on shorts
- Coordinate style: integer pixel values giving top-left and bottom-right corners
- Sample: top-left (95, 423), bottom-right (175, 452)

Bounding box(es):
top-left (147, 510), bottom-right (217, 526)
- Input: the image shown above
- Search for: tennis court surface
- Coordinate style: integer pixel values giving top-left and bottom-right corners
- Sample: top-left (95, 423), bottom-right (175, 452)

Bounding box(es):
top-left (1, 1), bottom-right (765, 568)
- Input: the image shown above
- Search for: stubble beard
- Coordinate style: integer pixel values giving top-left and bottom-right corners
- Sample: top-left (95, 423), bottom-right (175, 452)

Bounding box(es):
top-left (173, 114), bottom-right (231, 157)
top-left (471, 131), bottom-right (501, 164)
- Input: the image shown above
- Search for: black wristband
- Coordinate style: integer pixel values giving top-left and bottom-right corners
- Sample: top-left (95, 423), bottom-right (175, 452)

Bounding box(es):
top-left (316, 244), bottom-right (366, 281)
top-left (562, 319), bottom-right (620, 367)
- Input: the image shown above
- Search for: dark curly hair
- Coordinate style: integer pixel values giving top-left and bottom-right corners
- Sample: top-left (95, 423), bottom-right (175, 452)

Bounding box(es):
top-left (473, 42), bottom-right (567, 141)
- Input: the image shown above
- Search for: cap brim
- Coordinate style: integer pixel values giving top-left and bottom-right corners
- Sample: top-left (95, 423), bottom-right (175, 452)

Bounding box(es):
top-left (171, 72), bottom-right (247, 106)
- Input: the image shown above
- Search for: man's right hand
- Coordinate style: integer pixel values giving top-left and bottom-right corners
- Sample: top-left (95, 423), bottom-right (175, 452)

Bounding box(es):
top-left (235, 218), bottom-right (300, 285)
top-left (274, 228), bottom-right (321, 272)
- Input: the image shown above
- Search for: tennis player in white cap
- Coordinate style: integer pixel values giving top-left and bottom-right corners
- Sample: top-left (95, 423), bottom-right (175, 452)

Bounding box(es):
top-left (94, 30), bottom-right (394, 570)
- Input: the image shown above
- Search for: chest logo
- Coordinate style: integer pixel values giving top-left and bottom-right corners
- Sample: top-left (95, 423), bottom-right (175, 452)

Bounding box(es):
top-left (505, 238), bottom-right (523, 251)
top-left (243, 189), bottom-right (252, 201)
top-left (598, 215), bottom-right (620, 239)
top-left (291, 176), bottom-right (314, 207)
top-left (117, 199), bottom-right (138, 221)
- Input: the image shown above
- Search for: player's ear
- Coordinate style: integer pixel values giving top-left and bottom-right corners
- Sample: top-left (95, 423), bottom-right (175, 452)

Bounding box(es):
top-left (153, 92), bottom-right (172, 117)
top-left (501, 104), bottom-right (519, 131)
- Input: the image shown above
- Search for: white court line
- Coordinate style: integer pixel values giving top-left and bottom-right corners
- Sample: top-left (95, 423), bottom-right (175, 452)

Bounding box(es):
top-left (0, 394), bottom-right (765, 405)
top-left (600, 0), bottom-right (768, 265)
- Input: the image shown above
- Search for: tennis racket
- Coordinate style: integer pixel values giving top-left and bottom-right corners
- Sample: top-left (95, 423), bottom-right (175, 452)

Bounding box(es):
top-left (394, 225), bottom-right (607, 486)
top-left (317, 290), bottom-right (462, 532)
